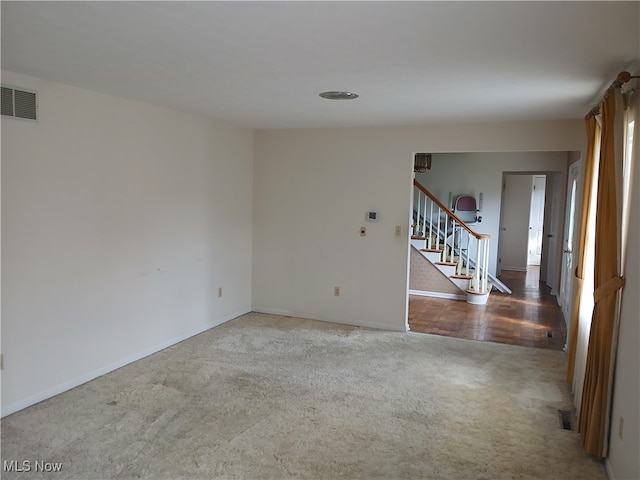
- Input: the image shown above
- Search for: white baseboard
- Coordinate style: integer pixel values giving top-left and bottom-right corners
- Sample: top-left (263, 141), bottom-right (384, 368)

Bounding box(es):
top-left (1, 307), bottom-right (251, 418)
top-left (408, 289), bottom-right (466, 301)
top-left (251, 307), bottom-right (406, 332)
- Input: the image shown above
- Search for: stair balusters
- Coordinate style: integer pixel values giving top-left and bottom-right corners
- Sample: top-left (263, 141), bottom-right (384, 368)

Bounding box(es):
top-left (412, 180), bottom-right (491, 295)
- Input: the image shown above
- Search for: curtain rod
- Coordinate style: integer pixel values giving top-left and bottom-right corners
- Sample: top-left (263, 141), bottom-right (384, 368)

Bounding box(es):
top-left (585, 71), bottom-right (639, 119)
top-left (612, 71), bottom-right (634, 88)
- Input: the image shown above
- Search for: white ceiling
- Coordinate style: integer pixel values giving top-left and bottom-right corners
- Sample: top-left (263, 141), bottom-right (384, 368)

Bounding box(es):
top-left (2, 1), bottom-right (638, 129)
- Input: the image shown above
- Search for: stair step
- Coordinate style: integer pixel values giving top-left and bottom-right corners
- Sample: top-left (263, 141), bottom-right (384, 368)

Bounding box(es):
top-left (421, 248), bottom-right (443, 253)
top-left (449, 276), bottom-right (471, 292)
top-left (465, 288), bottom-right (490, 305)
top-left (436, 261), bottom-right (457, 267)
top-left (466, 288), bottom-right (489, 295)
top-left (411, 236), bottom-right (427, 240)
top-left (452, 274), bottom-right (473, 280)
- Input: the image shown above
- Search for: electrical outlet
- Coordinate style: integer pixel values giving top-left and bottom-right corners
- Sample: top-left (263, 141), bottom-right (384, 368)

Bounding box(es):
top-left (218, 287), bottom-right (223, 298)
top-left (619, 416), bottom-right (624, 440)
top-left (395, 225), bottom-right (402, 236)
top-left (360, 227), bottom-right (366, 237)
top-left (334, 286), bottom-right (340, 296)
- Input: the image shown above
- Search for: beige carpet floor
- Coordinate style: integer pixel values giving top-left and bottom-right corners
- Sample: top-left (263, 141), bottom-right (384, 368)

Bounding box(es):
top-left (2, 313), bottom-right (606, 479)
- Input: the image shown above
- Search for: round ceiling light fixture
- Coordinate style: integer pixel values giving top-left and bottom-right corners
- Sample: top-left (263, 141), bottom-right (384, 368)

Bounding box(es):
top-left (319, 91), bottom-right (359, 100)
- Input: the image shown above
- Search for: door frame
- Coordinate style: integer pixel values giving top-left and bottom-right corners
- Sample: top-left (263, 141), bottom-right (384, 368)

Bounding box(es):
top-left (497, 170), bottom-right (567, 287)
top-left (559, 161), bottom-right (581, 327)
top-left (498, 173), bottom-right (536, 274)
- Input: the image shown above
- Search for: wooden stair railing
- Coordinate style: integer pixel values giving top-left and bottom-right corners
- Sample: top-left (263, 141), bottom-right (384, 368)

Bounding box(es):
top-left (412, 179), bottom-right (491, 295)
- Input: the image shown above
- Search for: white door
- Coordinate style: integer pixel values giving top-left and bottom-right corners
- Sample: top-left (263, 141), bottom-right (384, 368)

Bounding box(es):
top-left (527, 176), bottom-right (546, 265)
top-left (544, 173), bottom-right (563, 293)
top-left (560, 162), bottom-right (580, 322)
top-left (498, 174), bottom-right (532, 273)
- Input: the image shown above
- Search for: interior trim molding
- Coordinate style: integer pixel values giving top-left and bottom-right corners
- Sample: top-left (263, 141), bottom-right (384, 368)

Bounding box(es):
top-left (252, 307), bottom-right (405, 332)
top-left (408, 290), bottom-right (467, 301)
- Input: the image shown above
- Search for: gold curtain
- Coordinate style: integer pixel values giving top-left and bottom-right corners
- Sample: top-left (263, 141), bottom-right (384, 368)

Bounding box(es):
top-left (578, 87), bottom-right (626, 458)
top-left (566, 115), bottom-right (600, 383)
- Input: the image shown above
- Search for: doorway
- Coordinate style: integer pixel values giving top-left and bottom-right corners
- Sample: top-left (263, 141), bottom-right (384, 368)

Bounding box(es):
top-left (498, 173), bottom-right (547, 282)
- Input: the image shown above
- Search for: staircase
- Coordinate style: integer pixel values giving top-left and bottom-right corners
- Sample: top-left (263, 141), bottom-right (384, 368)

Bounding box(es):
top-left (410, 180), bottom-right (511, 304)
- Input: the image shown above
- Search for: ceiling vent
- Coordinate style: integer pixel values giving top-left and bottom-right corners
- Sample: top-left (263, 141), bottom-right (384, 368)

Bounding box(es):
top-left (2, 85), bottom-right (38, 121)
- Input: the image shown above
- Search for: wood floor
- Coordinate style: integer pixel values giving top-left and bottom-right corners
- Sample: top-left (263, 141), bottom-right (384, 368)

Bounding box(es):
top-left (408, 267), bottom-right (567, 350)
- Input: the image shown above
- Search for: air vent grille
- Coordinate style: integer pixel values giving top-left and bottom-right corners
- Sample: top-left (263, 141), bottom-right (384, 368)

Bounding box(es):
top-left (1, 85), bottom-right (38, 121)
top-left (1, 87), bottom-right (13, 116)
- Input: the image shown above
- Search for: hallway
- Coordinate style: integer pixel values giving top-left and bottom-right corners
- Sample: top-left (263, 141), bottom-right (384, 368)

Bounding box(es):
top-left (408, 267), bottom-right (567, 350)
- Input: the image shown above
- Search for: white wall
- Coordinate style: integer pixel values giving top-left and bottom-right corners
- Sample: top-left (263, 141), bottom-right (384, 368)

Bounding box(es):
top-left (416, 152), bottom-right (569, 278)
top-left (1, 71), bottom-right (254, 415)
top-left (253, 121), bottom-right (583, 331)
top-left (606, 109), bottom-right (640, 480)
top-left (252, 129), bottom-right (414, 331)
